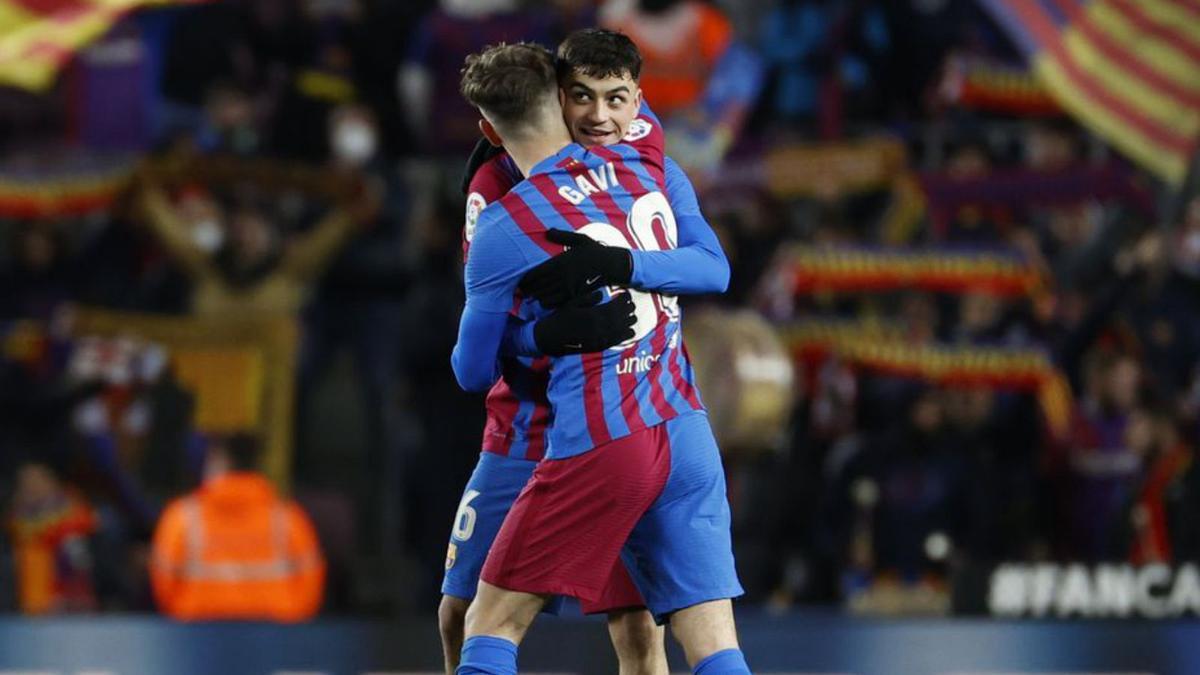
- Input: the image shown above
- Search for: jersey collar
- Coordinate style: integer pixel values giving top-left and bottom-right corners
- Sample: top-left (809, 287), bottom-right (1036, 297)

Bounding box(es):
top-left (528, 143), bottom-right (587, 177)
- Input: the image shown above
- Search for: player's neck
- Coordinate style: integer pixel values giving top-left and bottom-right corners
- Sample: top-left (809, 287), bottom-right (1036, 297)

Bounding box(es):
top-left (507, 130), bottom-right (573, 178)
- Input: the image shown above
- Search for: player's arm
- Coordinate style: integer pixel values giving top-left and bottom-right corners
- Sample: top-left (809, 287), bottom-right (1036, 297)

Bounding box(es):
top-left (626, 155), bottom-right (729, 294)
top-left (499, 292), bottom-right (635, 358)
top-left (451, 213), bottom-right (524, 391)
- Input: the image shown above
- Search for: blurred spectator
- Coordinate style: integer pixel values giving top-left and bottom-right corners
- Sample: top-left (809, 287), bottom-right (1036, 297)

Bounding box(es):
top-left (134, 170), bottom-right (372, 318)
top-left (600, 0), bottom-right (733, 116)
top-left (758, 0), bottom-right (889, 131)
top-left (398, 0), bottom-right (558, 155)
top-left (0, 222), bottom-right (73, 322)
top-left (827, 388), bottom-right (978, 589)
top-left (6, 461), bottom-right (97, 615)
top-left (150, 434), bottom-right (324, 622)
top-left (1049, 350), bottom-right (1144, 561)
top-left (296, 102), bottom-right (410, 554)
top-left (1120, 398), bottom-right (1193, 565)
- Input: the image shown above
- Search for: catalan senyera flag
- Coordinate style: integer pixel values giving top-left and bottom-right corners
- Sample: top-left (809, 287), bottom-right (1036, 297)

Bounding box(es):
top-left (981, 0), bottom-right (1200, 184)
top-left (0, 0), bottom-right (194, 92)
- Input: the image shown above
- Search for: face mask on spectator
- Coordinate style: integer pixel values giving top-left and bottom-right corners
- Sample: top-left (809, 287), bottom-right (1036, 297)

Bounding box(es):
top-left (441, 0), bottom-right (516, 18)
top-left (333, 122), bottom-right (377, 165)
top-left (192, 218), bottom-right (225, 253)
top-left (1175, 231), bottom-right (1200, 278)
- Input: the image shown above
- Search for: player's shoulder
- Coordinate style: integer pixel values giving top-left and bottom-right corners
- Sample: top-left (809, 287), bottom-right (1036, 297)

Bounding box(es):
top-left (466, 152), bottom-right (521, 244)
top-left (468, 152), bottom-right (521, 203)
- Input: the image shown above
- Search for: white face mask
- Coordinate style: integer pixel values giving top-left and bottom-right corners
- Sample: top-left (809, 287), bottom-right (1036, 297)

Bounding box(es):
top-left (1175, 231), bottom-right (1200, 278)
top-left (192, 219), bottom-right (224, 253)
top-left (333, 123), bottom-right (377, 165)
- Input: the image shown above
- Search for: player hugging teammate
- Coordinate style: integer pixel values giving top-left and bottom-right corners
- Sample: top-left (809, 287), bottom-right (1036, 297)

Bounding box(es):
top-left (443, 29), bottom-right (750, 675)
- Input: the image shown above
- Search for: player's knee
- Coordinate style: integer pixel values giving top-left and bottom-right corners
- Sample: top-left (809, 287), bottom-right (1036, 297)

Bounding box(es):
top-left (609, 609), bottom-right (667, 674)
top-left (438, 595), bottom-right (469, 646)
top-left (463, 584), bottom-right (539, 642)
top-left (669, 600), bottom-right (739, 667)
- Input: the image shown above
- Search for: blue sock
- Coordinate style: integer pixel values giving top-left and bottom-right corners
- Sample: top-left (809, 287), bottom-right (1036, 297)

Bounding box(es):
top-left (457, 635), bottom-right (518, 675)
top-left (693, 648), bottom-right (751, 675)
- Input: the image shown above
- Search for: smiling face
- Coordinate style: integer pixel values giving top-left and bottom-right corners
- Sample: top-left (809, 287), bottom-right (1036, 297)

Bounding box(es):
top-left (560, 68), bottom-right (642, 148)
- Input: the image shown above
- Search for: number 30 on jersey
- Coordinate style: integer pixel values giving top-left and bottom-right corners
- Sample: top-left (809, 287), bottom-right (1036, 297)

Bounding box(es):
top-left (575, 191), bottom-right (680, 349)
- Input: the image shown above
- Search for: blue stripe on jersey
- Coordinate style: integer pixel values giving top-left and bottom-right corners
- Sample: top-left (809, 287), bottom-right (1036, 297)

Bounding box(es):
top-left (598, 337), bottom-right (631, 439)
top-left (509, 398), bottom-right (534, 459)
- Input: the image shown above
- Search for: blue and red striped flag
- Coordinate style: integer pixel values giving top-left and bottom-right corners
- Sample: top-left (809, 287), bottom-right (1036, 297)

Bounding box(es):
top-left (980, 0), bottom-right (1200, 184)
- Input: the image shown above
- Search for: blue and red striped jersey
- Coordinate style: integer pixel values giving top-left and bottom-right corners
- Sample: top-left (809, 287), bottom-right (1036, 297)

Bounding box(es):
top-left (462, 140), bottom-right (705, 460)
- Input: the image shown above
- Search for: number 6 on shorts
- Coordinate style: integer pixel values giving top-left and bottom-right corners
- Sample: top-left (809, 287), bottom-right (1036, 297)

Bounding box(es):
top-left (452, 489), bottom-right (481, 541)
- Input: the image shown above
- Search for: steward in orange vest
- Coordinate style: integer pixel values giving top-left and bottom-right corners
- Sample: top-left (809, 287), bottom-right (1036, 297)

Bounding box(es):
top-left (150, 434), bottom-right (324, 622)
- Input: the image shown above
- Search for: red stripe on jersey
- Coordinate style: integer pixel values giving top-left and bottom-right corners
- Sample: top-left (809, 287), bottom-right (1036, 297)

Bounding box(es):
top-left (500, 193), bottom-right (558, 257)
top-left (645, 322), bottom-right (677, 421)
top-left (676, 339), bottom-right (704, 410)
top-left (481, 377), bottom-right (521, 456)
top-left (581, 352), bottom-right (611, 446)
top-left (592, 145), bottom-right (666, 193)
top-left (615, 338), bottom-right (643, 434)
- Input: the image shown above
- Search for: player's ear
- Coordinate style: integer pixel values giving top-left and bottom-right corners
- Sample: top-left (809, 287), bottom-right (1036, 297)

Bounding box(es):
top-left (632, 87), bottom-right (643, 113)
top-left (478, 118), bottom-right (503, 148)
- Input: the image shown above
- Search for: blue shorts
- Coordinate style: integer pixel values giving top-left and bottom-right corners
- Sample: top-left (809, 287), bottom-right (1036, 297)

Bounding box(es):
top-left (440, 451), bottom-right (566, 614)
top-left (621, 411), bottom-right (744, 622)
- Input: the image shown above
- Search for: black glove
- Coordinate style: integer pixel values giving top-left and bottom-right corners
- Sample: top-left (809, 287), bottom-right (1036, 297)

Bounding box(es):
top-left (533, 291), bottom-right (637, 356)
top-left (461, 137), bottom-right (504, 195)
top-left (519, 229), bottom-right (633, 308)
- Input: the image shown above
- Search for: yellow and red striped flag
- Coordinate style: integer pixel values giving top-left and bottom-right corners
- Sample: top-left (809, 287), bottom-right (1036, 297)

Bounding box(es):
top-left (981, 0), bottom-right (1200, 184)
top-left (0, 0), bottom-right (196, 92)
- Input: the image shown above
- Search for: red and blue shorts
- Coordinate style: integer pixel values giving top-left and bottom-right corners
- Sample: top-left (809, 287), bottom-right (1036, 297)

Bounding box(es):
top-left (480, 410), bottom-right (743, 622)
top-left (441, 451), bottom-right (644, 614)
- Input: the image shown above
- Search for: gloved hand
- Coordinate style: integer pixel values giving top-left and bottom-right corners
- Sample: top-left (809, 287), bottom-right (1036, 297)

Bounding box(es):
top-left (533, 291), bottom-right (636, 356)
top-left (461, 137), bottom-right (505, 195)
top-left (520, 229), bottom-right (633, 308)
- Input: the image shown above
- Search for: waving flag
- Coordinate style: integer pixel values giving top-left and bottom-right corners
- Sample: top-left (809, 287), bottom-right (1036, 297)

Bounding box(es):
top-left (0, 0), bottom-right (195, 92)
top-left (980, 0), bottom-right (1200, 184)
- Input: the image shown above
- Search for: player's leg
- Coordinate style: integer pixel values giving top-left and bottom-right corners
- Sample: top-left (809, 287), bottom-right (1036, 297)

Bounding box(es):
top-left (582, 556), bottom-right (668, 675)
top-left (465, 428), bottom-right (673, 673)
top-left (670, 600), bottom-right (744, 671)
top-left (621, 411), bottom-right (750, 672)
top-left (607, 607), bottom-right (668, 675)
top-left (438, 594), bottom-right (470, 675)
top-left (463, 580), bottom-right (547, 644)
top-left (439, 453), bottom-right (538, 674)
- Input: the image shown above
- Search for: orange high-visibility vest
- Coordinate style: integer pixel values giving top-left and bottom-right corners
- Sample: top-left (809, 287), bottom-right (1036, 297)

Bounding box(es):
top-left (607, 2), bottom-right (733, 116)
top-left (150, 473), bottom-right (325, 622)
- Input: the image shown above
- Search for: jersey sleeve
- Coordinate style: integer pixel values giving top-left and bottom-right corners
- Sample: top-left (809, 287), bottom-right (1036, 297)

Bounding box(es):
top-left (500, 314), bottom-right (540, 358)
top-left (628, 156), bottom-right (730, 295)
top-left (619, 99), bottom-right (665, 183)
top-left (463, 207), bottom-right (532, 312)
top-left (452, 206), bottom-right (537, 391)
top-left (463, 153), bottom-right (520, 262)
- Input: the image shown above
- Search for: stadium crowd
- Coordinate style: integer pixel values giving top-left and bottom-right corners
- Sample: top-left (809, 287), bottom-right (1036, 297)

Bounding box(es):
top-left (1, 0), bottom-right (1199, 619)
